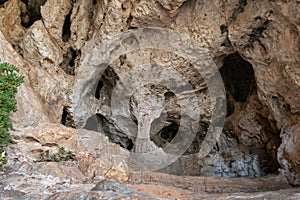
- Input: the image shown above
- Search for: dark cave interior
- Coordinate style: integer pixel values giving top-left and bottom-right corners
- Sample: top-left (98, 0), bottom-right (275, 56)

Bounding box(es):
top-left (62, 52), bottom-right (281, 178)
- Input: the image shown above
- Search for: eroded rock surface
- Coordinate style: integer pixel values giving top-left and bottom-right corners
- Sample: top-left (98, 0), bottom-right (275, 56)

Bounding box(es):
top-left (8, 123), bottom-right (129, 181)
top-left (0, 0), bottom-right (300, 197)
top-left (0, 123), bottom-right (295, 199)
top-left (278, 123), bottom-right (300, 186)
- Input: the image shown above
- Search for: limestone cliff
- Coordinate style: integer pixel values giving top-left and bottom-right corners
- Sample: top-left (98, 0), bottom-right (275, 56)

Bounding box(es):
top-left (0, 0), bottom-right (300, 198)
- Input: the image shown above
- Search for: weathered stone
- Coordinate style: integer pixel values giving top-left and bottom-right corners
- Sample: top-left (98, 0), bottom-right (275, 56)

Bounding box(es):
top-left (156, 0), bottom-right (188, 13)
top-left (0, 0), bottom-right (26, 44)
top-left (19, 20), bottom-right (63, 67)
top-left (131, 1), bottom-right (174, 27)
top-left (278, 123), bottom-right (300, 186)
top-left (70, 0), bottom-right (96, 49)
top-left (9, 123), bottom-right (130, 181)
top-left (16, 19), bottom-right (72, 123)
top-left (0, 31), bottom-right (51, 128)
top-left (1, 0), bottom-right (300, 197)
top-left (65, 0), bottom-right (300, 182)
top-left (41, 0), bottom-right (72, 44)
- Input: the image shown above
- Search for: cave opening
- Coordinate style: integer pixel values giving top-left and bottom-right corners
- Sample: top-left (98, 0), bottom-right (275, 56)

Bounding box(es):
top-left (217, 52), bottom-right (281, 177)
top-left (158, 52), bottom-right (280, 177)
top-left (0, 0), bottom-right (8, 6)
top-left (62, 9), bottom-right (72, 42)
top-left (61, 106), bottom-right (75, 128)
top-left (147, 91), bottom-right (183, 150)
top-left (20, 0), bottom-right (47, 28)
top-left (59, 48), bottom-right (80, 75)
top-left (150, 111), bottom-right (181, 149)
top-left (93, 66), bottom-right (119, 106)
top-left (79, 52), bottom-right (280, 178)
top-left (219, 52), bottom-right (256, 117)
top-left (159, 123), bottom-right (179, 143)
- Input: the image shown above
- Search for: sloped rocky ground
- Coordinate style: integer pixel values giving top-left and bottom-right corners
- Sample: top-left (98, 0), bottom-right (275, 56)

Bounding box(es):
top-left (0, 0), bottom-right (300, 199)
top-left (0, 124), bottom-right (297, 199)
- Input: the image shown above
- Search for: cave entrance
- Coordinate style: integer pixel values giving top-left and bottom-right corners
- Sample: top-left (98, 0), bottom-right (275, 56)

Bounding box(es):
top-left (216, 52), bottom-right (280, 177)
top-left (20, 0), bottom-right (47, 28)
top-left (68, 51), bottom-right (280, 178)
top-left (93, 66), bottom-right (118, 106)
top-left (158, 52), bottom-right (280, 178)
top-left (150, 91), bottom-right (181, 148)
top-left (219, 52), bottom-right (255, 116)
top-left (84, 66), bottom-right (134, 150)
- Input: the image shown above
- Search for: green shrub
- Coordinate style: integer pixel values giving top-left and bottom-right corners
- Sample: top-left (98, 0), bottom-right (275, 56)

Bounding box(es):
top-left (0, 62), bottom-right (24, 166)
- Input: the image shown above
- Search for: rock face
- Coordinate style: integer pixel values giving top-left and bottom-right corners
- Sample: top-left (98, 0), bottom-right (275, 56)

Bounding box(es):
top-left (8, 123), bottom-right (130, 181)
top-left (278, 123), bottom-right (300, 185)
top-left (0, 30), bottom-right (51, 128)
top-left (0, 0), bottom-right (300, 192)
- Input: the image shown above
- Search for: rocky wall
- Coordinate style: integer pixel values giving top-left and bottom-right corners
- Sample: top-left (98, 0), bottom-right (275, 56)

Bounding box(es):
top-left (0, 0), bottom-right (299, 185)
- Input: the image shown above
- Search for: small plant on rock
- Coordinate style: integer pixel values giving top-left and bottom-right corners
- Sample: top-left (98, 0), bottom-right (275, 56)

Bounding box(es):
top-left (0, 62), bottom-right (24, 167)
top-left (38, 147), bottom-right (76, 162)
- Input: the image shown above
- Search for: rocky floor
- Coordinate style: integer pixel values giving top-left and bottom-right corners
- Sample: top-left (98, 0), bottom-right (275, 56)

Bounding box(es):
top-left (1, 163), bottom-right (299, 200)
top-left (0, 123), bottom-right (298, 200)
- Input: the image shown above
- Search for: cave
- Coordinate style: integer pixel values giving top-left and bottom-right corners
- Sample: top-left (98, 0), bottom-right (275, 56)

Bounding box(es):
top-left (20, 0), bottom-right (47, 28)
top-left (157, 52), bottom-right (281, 178)
top-left (59, 48), bottom-right (80, 75)
top-left (215, 52), bottom-right (280, 177)
top-left (61, 106), bottom-right (75, 128)
top-left (78, 52), bottom-right (281, 178)
top-left (62, 9), bottom-right (72, 42)
top-left (3, 0), bottom-right (300, 197)
top-left (219, 52), bottom-right (256, 116)
top-left (93, 66), bottom-right (119, 106)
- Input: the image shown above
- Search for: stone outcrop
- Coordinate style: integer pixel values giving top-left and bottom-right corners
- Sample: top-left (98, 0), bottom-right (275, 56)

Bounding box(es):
top-left (0, 0), bottom-right (300, 197)
top-left (8, 123), bottom-right (129, 181)
top-left (0, 123), bottom-right (294, 199)
top-left (278, 123), bottom-right (300, 186)
top-left (0, 30), bottom-right (51, 128)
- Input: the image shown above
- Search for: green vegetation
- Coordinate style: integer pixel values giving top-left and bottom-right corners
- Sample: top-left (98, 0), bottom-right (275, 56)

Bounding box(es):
top-left (0, 62), bottom-right (24, 167)
top-left (38, 147), bottom-right (76, 162)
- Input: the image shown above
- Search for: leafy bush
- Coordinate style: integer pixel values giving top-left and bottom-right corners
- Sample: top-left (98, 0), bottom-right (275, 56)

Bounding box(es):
top-left (0, 62), bottom-right (24, 166)
top-left (38, 147), bottom-right (76, 162)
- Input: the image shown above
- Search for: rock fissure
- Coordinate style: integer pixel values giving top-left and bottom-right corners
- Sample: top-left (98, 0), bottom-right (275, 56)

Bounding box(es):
top-left (62, 7), bottom-right (72, 42)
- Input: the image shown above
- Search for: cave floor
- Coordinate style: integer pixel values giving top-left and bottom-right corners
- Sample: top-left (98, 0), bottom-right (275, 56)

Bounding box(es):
top-left (1, 166), bottom-right (299, 200)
